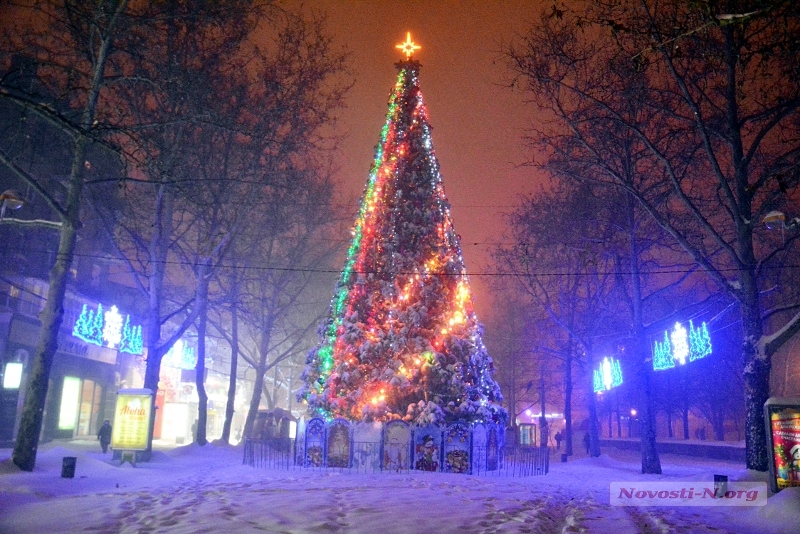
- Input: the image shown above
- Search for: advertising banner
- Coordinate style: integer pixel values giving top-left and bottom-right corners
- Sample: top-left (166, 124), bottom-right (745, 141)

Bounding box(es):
top-left (764, 397), bottom-right (800, 493)
top-left (112, 388), bottom-right (153, 451)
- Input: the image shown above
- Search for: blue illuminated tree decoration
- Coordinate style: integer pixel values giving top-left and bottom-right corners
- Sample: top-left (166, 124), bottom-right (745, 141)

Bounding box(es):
top-left (611, 358), bottom-right (623, 387)
top-left (119, 315), bottom-right (144, 355)
top-left (73, 304), bottom-right (101, 344)
top-left (593, 369), bottom-right (604, 393)
top-left (689, 320), bottom-right (712, 361)
top-left (653, 331), bottom-right (674, 370)
top-left (91, 303), bottom-right (104, 345)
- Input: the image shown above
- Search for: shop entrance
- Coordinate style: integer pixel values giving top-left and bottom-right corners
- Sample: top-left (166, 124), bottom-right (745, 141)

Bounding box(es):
top-left (57, 376), bottom-right (102, 438)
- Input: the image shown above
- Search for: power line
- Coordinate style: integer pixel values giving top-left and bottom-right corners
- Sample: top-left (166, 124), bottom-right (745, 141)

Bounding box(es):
top-left (8, 246), bottom-right (800, 278)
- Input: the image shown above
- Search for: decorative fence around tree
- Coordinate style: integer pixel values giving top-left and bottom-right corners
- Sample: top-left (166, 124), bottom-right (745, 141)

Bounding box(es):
top-left (243, 418), bottom-right (549, 477)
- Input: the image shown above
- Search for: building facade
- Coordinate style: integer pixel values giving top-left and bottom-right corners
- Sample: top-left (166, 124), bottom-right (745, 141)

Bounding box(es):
top-left (0, 276), bottom-right (142, 446)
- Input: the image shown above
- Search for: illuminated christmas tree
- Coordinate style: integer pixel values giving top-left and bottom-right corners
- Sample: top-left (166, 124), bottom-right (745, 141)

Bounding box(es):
top-left (298, 34), bottom-right (506, 426)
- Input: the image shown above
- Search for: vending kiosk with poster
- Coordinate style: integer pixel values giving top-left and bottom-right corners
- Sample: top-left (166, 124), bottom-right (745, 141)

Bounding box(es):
top-left (111, 388), bottom-right (153, 465)
top-left (764, 397), bottom-right (800, 492)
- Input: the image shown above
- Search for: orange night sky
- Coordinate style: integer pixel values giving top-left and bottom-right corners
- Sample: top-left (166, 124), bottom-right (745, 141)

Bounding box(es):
top-left (292, 0), bottom-right (550, 322)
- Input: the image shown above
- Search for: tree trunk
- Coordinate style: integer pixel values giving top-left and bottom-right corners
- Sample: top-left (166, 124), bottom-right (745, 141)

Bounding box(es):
top-left (10, 0), bottom-right (128, 471)
top-left (627, 194), bottom-right (661, 474)
top-left (743, 335), bottom-right (770, 471)
top-left (667, 410), bottom-right (673, 439)
top-left (683, 403), bottom-right (690, 440)
top-left (564, 337), bottom-right (573, 456)
top-left (194, 261), bottom-right (210, 446)
top-left (221, 282), bottom-right (239, 443)
top-left (587, 383), bottom-right (601, 457)
top-left (12, 146), bottom-right (83, 470)
top-left (243, 364), bottom-right (266, 439)
top-left (143, 185), bottom-right (173, 458)
top-left (713, 410), bottom-right (725, 441)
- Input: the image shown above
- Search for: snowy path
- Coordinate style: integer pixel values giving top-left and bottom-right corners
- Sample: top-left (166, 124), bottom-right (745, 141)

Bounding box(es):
top-left (1, 441), bottom-right (798, 533)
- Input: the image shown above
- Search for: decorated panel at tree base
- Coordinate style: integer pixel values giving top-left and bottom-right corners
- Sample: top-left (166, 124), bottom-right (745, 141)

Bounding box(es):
top-left (304, 418), bottom-right (325, 467)
top-left (443, 422), bottom-right (471, 474)
top-left (382, 420), bottom-right (411, 472)
top-left (412, 425), bottom-right (442, 472)
top-left (326, 419), bottom-right (352, 468)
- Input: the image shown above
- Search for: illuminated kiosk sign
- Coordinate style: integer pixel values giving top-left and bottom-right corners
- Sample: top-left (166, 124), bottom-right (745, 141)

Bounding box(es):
top-left (72, 303), bottom-right (143, 355)
top-left (653, 320), bottom-right (712, 371)
top-left (593, 357), bottom-right (623, 393)
top-left (112, 388), bottom-right (153, 460)
top-left (764, 397), bottom-right (800, 493)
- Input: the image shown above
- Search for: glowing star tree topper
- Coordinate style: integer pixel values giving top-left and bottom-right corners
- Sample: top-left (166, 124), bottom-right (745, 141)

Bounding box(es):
top-left (396, 32), bottom-right (421, 59)
top-left (297, 36), bottom-right (506, 426)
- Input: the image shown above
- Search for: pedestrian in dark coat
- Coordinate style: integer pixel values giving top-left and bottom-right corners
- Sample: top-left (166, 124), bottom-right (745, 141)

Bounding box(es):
top-left (98, 420), bottom-right (112, 454)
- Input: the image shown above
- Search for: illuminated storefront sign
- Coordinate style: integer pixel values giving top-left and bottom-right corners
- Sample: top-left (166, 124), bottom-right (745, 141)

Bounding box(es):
top-left (111, 389), bottom-right (153, 451)
top-left (72, 303), bottom-right (143, 355)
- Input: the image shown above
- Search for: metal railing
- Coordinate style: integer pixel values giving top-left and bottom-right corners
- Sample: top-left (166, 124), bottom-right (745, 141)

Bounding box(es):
top-left (243, 437), bottom-right (550, 477)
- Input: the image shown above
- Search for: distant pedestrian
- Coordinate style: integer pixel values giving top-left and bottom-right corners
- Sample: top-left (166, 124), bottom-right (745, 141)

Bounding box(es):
top-left (583, 432), bottom-right (590, 454)
top-left (98, 420), bottom-right (112, 454)
top-left (554, 431), bottom-right (562, 451)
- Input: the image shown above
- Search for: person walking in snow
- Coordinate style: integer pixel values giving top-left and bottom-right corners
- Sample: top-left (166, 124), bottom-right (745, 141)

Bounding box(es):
top-left (98, 420), bottom-right (112, 454)
top-left (582, 432), bottom-right (590, 454)
top-left (554, 431), bottom-right (562, 451)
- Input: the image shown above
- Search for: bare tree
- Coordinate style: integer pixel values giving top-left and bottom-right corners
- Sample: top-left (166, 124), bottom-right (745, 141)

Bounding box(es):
top-left (0, 0), bottom-right (137, 471)
top-left (506, 0), bottom-right (800, 471)
top-left (212, 175), bottom-right (344, 439)
top-left (496, 181), bottom-right (622, 460)
top-left (91, 1), bottom-right (348, 451)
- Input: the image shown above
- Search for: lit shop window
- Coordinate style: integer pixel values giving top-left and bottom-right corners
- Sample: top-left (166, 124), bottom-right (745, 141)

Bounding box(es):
top-left (2, 362), bottom-right (23, 389)
top-left (58, 376), bottom-right (81, 430)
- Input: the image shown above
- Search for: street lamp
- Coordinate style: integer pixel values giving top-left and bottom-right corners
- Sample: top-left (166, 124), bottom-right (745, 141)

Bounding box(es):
top-left (0, 189), bottom-right (24, 219)
top-left (763, 210), bottom-right (800, 231)
top-left (763, 210), bottom-right (800, 243)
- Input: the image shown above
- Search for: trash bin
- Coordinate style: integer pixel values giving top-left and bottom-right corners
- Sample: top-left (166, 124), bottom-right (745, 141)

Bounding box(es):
top-left (61, 456), bottom-right (77, 478)
top-left (561, 453), bottom-right (568, 463)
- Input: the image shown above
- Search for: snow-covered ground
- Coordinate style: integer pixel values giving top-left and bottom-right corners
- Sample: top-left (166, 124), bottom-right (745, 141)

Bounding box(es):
top-left (1, 439), bottom-right (798, 533)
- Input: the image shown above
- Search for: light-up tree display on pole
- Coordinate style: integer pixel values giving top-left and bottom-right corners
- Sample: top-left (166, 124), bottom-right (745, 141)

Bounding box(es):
top-left (72, 302), bottom-right (143, 355)
top-left (298, 34), bottom-right (506, 426)
top-left (653, 320), bottom-right (712, 371)
top-left (593, 357), bottom-right (623, 393)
